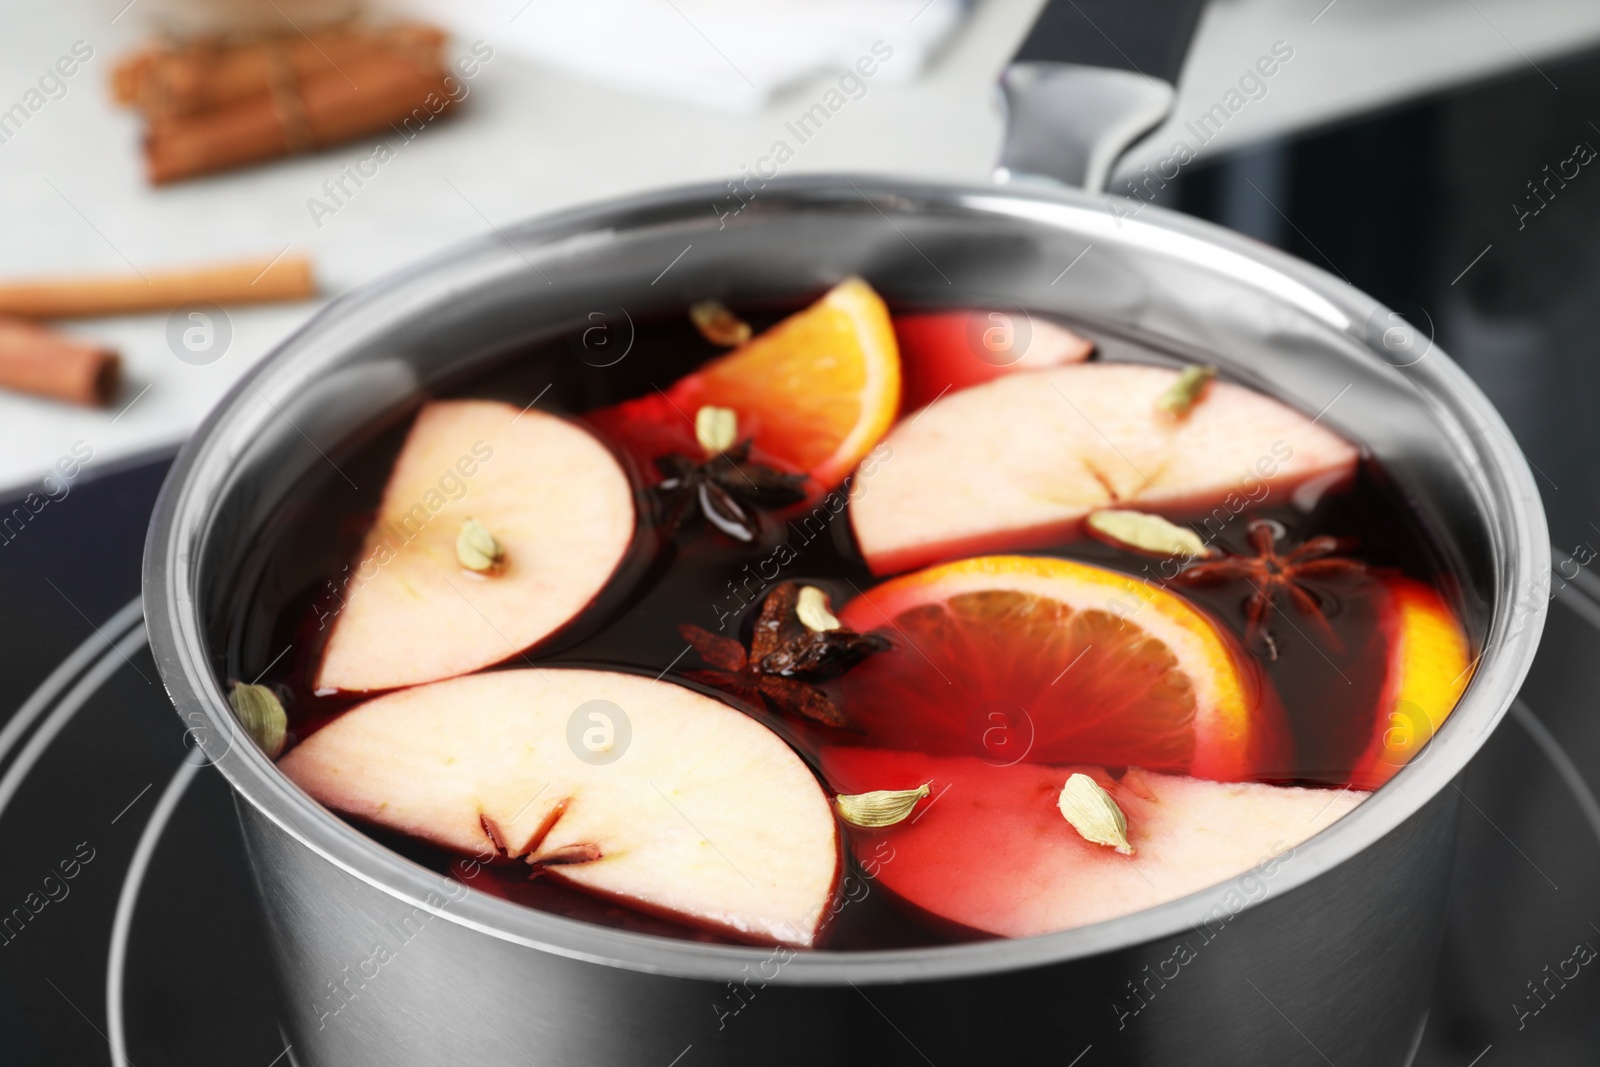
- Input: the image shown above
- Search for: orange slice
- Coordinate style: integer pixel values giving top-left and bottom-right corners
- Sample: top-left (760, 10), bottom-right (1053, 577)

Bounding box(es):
top-left (1348, 576), bottom-right (1472, 790)
top-left (830, 555), bottom-right (1288, 782)
top-left (668, 276), bottom-right (900, 488)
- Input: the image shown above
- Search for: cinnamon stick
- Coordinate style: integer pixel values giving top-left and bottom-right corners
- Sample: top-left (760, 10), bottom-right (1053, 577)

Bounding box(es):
top-left (115, 23), bottom-right (446, 120)
top-left (112, 51), bottom-right (158, 105)
top-left (0, 255), bottom-right (314, 319)
top-left (144, 53), bottom-right (455, 184)
top-left (0, 318), bottom-right (121, 406)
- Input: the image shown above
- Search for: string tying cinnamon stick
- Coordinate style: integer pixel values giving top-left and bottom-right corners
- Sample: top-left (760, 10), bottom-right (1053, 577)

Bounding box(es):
top-left (265, 37), bottom-right (314, 154)
top-left (0, 255), bottom-right (315, 319)
top-left (0, 318), bottom-right (121, 407)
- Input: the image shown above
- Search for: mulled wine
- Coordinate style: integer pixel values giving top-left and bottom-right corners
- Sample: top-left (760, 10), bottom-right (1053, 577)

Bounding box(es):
top-left (224, 279), bottom-right (1476, 949)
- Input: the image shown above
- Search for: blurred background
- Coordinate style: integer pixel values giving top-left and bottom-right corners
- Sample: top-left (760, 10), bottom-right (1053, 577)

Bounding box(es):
top-left (2, 0), bottom-right (1600, 1063)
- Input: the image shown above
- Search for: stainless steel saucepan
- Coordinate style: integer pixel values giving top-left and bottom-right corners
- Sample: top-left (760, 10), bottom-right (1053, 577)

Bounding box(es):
top-left (142, 5), bottom-right (1549, 1064)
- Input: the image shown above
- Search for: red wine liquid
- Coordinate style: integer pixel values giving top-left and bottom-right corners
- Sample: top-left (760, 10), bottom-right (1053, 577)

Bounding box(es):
top-left (223, 305), bottom-right (1477, 950)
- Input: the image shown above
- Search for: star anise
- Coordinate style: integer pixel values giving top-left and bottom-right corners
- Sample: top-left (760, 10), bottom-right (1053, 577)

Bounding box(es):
top-left (650, 438), bottom-right (807, 543)
top-left (677, 583), bottom-right (889, 727)
top-left (1171, 518), bottom-right (1366, 659)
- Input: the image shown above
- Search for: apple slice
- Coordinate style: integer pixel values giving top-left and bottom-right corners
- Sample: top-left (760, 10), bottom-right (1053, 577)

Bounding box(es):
top-left (280, 669), bottom-right (842, 946)
top-left (314, 400), bottom-right (635, 693)
top-left (895, 310), bottom-right (1093, 412)
top-left (850, 363), bottom-right (1359, 574)
top-left (824, 748), bottom-right (1365, 939)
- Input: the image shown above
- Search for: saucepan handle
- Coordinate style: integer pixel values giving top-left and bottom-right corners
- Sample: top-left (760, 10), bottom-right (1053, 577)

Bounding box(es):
top-left (997, 0), bottom-right (1210, 192)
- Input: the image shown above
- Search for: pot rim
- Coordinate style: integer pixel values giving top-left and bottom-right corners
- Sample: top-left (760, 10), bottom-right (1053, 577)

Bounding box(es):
top-left (142, 174), bottom-right (1550, 985)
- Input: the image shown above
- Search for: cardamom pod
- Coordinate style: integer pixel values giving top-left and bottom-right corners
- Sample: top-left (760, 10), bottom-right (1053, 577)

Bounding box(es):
top-left (795, 586), bottom-right (841, 633)
top-left (457, 517), bottom-right (504, 573)
top-left (1156, 364), bottom-right (1217, 418)
top-left (694, 404), bottom-right (739, 455)
top-left (1086, 509), bottom-right (1213, 559)
top-left (1058, 772), bottom-right (1133, 854)
top-left (835, 783), bottom-right (931, 828)
top-left (689, 300), bottom-right (753, 347)
top-left (228, 681), bottom-right (287, 759)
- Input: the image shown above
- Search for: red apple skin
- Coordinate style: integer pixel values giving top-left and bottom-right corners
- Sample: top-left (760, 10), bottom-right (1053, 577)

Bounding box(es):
top-left (851, 363), bottom-right (1360, 575)
top-left (584, 392), bottom-right (703, 479)
top-left (314, 400), bottom-right (637, 694)
top-left (823, 747), bottom-right (1365, 940)
top-left (280, 669), bottom-right (843, 947)
top-left (896, 311), bottom-right (1094, 412)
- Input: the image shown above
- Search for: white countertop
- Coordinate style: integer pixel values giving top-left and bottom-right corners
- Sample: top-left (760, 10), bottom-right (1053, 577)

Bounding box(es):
top-left (2, 0), bottom-right (1596, 494)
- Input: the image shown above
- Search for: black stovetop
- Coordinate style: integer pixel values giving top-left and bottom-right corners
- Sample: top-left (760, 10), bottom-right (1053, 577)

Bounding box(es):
top-left (6, 44), bottom-right (1600, 1067)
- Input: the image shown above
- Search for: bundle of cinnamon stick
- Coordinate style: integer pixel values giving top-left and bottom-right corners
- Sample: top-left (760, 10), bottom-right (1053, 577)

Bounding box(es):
top-left (114, 22), bottom-right (456, 183)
